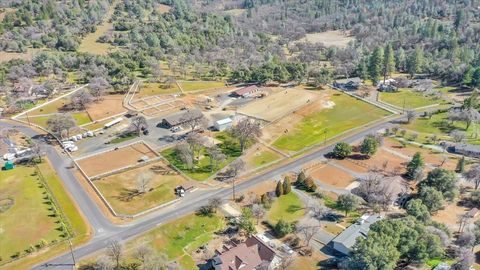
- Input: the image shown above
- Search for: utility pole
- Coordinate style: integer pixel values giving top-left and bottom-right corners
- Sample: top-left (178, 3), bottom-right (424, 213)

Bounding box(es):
top-left (232, 178), bottom-right (236, 202)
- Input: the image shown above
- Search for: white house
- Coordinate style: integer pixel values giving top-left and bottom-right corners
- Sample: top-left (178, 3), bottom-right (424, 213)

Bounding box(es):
top-left (214, 118), bottom-right (233, 131)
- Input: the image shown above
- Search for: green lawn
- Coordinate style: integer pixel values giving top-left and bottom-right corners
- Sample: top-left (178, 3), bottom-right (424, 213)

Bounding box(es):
top-left (110, 133), bottom-right (138, 144)
top-left (21, 112), bottom-right (92, 129)
top-left (267, 192), bottom-right (305, 224)
top-left (28, 97), bottom-right (70, 116)
top-left (273, 92), bottom-right (391, 151)
top-left (161, 132), bottom-right (245, 181)
top-left (379, 88), bottom-right (442, 109)
top-left (178, 81), bottom-right (225, 92)
top-left (250, 149), bottom-right (282, 167)
top-left (402, 111), bottom-right (480, 144)
top-left (71, 112), bottom-right (92, 126)
top-left (122, 214), bottom-right (224, 269)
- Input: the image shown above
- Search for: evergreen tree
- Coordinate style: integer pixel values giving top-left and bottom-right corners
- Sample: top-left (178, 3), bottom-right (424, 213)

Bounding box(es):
top-left (357, 58), bottom-right (368, 81)
top-left (282, 176), bottom-right (291, 194)
top-left (395, 48), bottom-right (406, 71)
top-left (406, 152), bottom-right (424, 180)
top-left (456, 156), bottom-right (466, 173)
top-left (406, 47), bottom-right (423, 78)
top-left (332, 142), bottom-right (352, 159)
top-left (360, 136), bottom-right (379, 158)
top-left (275, 180), bottom-right (284, 197)
top-left (337, 194), bottom-right (359, 216)
top-left (368, 46), bottom-right (384, 84)
top-left (383, 43), bottom-right (395, 82)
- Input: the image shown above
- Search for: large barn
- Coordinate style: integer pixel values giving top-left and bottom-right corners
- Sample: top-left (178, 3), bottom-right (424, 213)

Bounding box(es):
top-left (161, 109), bottom-right (203, 128)
top-left (231, 85), bottom-right (259, 98)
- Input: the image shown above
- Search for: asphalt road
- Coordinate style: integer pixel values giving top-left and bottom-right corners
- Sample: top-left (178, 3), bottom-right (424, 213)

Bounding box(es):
top-left (0, 117), bottom-right (399, 269)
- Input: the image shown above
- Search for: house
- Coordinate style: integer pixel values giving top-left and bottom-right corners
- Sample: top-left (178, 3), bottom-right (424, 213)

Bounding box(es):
top-left (333, 77), bottom-right (362, 91)
top-left (207, 236), bottom-right (281, 270)
top-left (452, 144), bottom-right (480, 158)
top-left (214, 117), bottom-right (233, 131)
top-left (231, 85), bottom-right (259, 98)
top-left (332, 214), bottom-right (383, 255)
top-left (377, 79), bottom-right (398, 92)
top-left (161, 109), bottom-right (203, 128)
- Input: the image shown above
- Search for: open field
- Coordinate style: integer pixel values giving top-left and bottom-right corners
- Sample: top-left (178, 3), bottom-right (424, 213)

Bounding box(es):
top-left (85, 95), bottom-right (126, 121)
top-left (243, 144), bottom-right (283, 170)
top-left (157, 4), bottom-right (172, 13)
top-left (76, 142), bottom-right (159, 178)
top-left (379, 88), bottom-right (443, 109)
top-left (78, 1), bottom-right (117, 55)
top-left (267, 192), bottom-right (305, 224)
top-left (432, 201), bottom-right (472, 231)
top-left (238, 88), bottom-right (320, 122)
top-left (178, 81), bottom-right (225, 92)
top-left (308, 163), bottom-right (356, 188)
top-left (23, 111), bottom-right (91, 128)
top-left (134, 82), bottom-right (181, 99)
top-left (272, 91), bottom-right (391, 152)
top-left (0, 48), bottom-right (42, 63)
top-left (296, 30), bottom-right (354, 48)
top-left (28, 97), bottom-right (71, 116)
top-left (94, 160), bottom-right (188, 215)
top-left (80, 213), bottom-right (225, 269)
top-left (401, 111), bottom-right (480, 145)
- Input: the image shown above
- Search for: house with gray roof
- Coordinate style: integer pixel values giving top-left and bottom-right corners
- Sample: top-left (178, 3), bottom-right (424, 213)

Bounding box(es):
top-left (453, 143), bottom-right (480, 158)
top-left (332, 214), bottom-right (383, 255)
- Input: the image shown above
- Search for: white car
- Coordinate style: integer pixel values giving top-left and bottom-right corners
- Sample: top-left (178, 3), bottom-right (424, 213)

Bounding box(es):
top-left (66, 145), bottom-right (78, 152)
top-left (75, 134), bottom-right (83, 140)
top-left (86, 131), bottom-right (94, 137)
top-left (280, 244), bottom-right (294, 255)
top-left (3, 153), bottom-right (15, 160)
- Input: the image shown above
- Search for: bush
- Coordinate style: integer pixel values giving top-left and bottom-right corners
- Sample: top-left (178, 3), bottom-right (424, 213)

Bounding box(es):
top-left (197, 205), bottom-right (215, 217)
top-left (304, 177), bottom-right (317, 192)
top-left (274, 219), bottom-right (293, 237)
top-left (332, 142), bottom-right (352, 159)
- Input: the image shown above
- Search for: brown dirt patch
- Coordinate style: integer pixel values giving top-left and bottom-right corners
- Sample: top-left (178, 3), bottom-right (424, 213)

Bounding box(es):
top-left (432, 201), bottom-right (473, 231)
top-left (157, 4), bottom-right (171, 13)
top-left (238, 88), bottom-right (320, 122)
top-left (296, 30), bottom-right (354, 48)
top-left (335, 148), bottom-right (407, 175)
top-left (308, 163), bottom-right (355, 188)
top-left (86, 95), bottom-right (126, 121)
top-left (76, 142), bottom-right (159, 177)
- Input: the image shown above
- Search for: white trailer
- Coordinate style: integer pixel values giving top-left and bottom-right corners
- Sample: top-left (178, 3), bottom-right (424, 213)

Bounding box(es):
top-left (104, 117), bottom-right (123, 129)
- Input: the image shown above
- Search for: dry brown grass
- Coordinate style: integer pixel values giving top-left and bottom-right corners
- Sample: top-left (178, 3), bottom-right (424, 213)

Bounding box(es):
top-left (77, 142), bottom-right (159, 177)
top-left (296, 30), bottom-right (354, 48)
top-left (308, 163), bottom-right (355, 188)
top-left (157, 4), bottom-right (172, 13)
top-left (86, 95), bottom-right (126, 121)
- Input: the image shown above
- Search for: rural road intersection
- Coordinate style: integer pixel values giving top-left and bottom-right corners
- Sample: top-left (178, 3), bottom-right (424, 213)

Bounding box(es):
top-left (0, 117), bottom-right (399, 269)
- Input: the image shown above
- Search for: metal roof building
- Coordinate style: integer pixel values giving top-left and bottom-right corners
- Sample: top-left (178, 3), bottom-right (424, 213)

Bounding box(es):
top-left (332, 214), bottom-right (383, 255)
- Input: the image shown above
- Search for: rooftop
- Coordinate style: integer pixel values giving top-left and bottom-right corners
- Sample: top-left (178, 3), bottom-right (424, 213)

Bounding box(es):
top-left (333, 214), bottom-right (383, 251)
top-left (162, 109), bottom-right (203, 126)
top-left (215, 118), bottom-right (233, 126)
top-left (233, 85), bottom-right (259, 96)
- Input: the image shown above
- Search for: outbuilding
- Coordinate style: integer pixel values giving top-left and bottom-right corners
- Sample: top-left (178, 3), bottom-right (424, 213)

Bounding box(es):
top-left (231, 85), bottom-right (259, 98)
top-left (214, 118), bottom-right (233, 131)
top-left (161, 109), bottom-right (203, 128)
top-left (453, 144), bottom-right (480, 158)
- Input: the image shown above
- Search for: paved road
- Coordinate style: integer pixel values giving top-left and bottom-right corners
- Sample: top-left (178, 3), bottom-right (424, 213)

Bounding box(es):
top-left (0, 117), bottom-right (399, 269)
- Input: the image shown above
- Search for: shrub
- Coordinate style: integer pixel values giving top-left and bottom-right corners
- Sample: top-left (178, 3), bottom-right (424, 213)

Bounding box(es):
top-left (332, 142), bottom-right (352, 159)
top-left (274, 219), bottom-right (293, 237)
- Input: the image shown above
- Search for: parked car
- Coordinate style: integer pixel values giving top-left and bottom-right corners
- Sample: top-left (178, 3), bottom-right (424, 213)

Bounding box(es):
top-left (280, 244), bottom-right (294, 255)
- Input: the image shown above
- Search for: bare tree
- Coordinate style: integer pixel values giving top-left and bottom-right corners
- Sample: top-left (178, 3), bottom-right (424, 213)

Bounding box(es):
top-left (29, 141), bottom-right (43, 163)
top-left (180, 110), bottom-right (207, 132)
top-left (452, 247), bottom-right (474, 270)
top-left (252, 204), bottom-right (266, 224)
top-left (296, 224), bottom-right (319, 246)
top-left (133, 244), bottom-right (153, 270)
top-left (207, 146), bottom-right (226, 172)
top-left (464, 164), bottom-right (480, 189)
top-left (130, 116), bottom-right (148, 136)
top-left (137, 171), bottom-right (154, 193)
top-left (208, 197), bottom-right (222, 213)
top-left (186, 132), bottom-right (204, 161)
top-left (226, 159), bottom-right (246, 201)
top-left (406, 109), bottom-right (417, 124)
top-left (46, 114), bottom-right (76, 138)
top-left (229, 119), bottom-right (262, 153)
top-left (451, 130), bottom-right (467, 142)
top-left (70, 89), bottom-right (93, 110)
top-left (176, 143), bottom-right (193, 169)
top-left (89, 76), bottom-right (110, 100)
top-left (106, 240), bottom-right (123, 269)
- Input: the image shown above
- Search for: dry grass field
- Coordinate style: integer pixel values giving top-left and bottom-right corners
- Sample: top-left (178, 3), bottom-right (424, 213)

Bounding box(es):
top-left (86, 95), bottom-right (126, 121)
top-left (0, 48), bottom-right (42, 63)
top-left (78, 1), bottom-right (117, 55)
top-left (296, 30), bottom-right (354, 48)
top-left (157, 4), bottom-right (172, 13)
top-left (94, 160), bottom-right (189, 215)
top-left (76, 142), bottom-right (159, 177)
top-left (237, 88), bottom-right (320, 122)
top-left (308, 163), bottom-right (356, 188)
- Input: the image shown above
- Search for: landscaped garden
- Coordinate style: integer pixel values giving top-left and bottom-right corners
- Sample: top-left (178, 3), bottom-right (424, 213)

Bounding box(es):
top-left (273, 92), bottom-right (391, 151)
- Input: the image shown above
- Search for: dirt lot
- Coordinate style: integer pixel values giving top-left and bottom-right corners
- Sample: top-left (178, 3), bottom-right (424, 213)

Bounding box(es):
top-left (86, 95), bottom-right (126, 121)
top-left (432, 201), bottom-right (472, 231)
top-left (237, 88), bottom-right (320, 122)
top-left (261, 92), bottom-right (331, 144)
top-left (384, 138), bottom-right (459, 171)
top-left (335, 148), bottom-right (408, 175)
top-left (141, 100), bottom-right (186, 118)
top-left (296, 30), bottom-right (354, 48)
top-left (76, 142), bottom-right (159, 177)
top-left (94, 160), bottom-right (190, 215)
top-left (308, 163), bottom-right (356, 188)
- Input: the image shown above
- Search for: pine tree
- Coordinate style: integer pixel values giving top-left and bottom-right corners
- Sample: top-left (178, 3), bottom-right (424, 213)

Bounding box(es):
top-left (368, 46), bottom-right (384, 85)
top-left (283, 176), bottom-right (291, 194)
top-left (456, 156), bottom-right (466, 173)
top-left (357, 58), bottom-right (368, 81)
top-left (275, 180), bottom-right (284, 197)
top-left (406, 152), bottom-right (424, 180)
top-left (406, 46), bottom-right (423, 79)
top-left (395, 48), bottom-right (406, 71)
top-left (383, 43), bottom-right (395, 82)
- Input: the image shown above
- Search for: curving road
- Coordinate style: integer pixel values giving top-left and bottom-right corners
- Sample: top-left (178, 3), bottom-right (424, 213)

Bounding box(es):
top-left (0, 117), bottom-right (399, 269)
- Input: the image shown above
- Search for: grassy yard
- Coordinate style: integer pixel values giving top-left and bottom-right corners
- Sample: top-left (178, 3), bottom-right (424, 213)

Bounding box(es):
top-left (178, 81), bottom-right (225, 92)
top-left (250, 149), bottom-right (282, 167)
top-left (21, 112), bottom-right (92, 129)
top-left (273, 92), bottom-right (390, 151)
top-left (110, 213), bottom-right (224, 269)
top-left (136, 82), bottom-right (181, 98)
top-left (267, 192), bottom-right (305, 224)
top-left (110, 133), bottom-right (138, 144)
top-left (379, 88), bottom-right (443, 109)
top-left (94, 162), bottom-right (186, 215)
top-left (402, 111), bottom-right (480, 144)
top-left (161, 132), bottom-right (244, 181)
top-left (0, 161), bottom-right (89, 269)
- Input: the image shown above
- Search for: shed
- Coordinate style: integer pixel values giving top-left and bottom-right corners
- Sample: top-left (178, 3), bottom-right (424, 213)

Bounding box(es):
top-left (4, 161), bottom-right (14, 170)
top-left (214, 118), bottom-right (233, 131)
